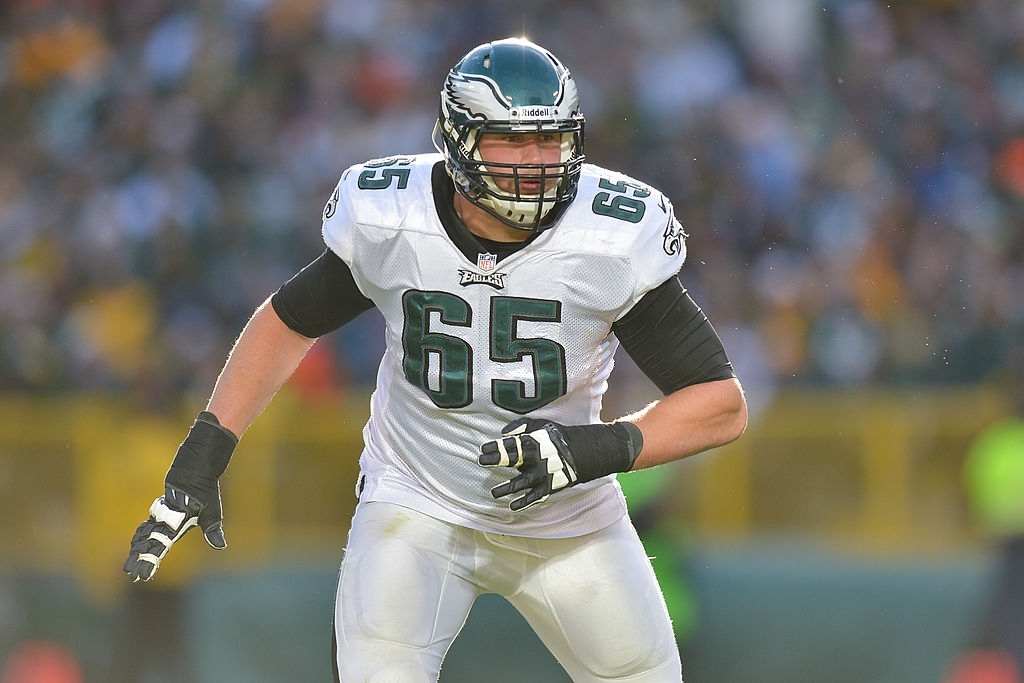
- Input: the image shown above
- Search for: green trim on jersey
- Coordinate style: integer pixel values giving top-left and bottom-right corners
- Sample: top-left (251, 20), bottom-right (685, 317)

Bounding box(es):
top-left (401, 290), bottom-right (474, 409)
top-left (490, 297), bottom-right (567, 414)
top-left (400, 288), bottom-right (569, 414)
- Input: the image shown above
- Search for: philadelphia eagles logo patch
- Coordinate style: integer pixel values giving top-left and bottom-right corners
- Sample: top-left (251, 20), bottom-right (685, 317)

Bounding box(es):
top-left (662, 212), bottom-right (686, 256)
top-left (458, 269), bottom-right (507, 290)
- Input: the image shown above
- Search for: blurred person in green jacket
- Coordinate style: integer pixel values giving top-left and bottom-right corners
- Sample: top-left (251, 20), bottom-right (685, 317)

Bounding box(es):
top-left (953, 343), bottom-right (1024, 683)
top-left (617, 464), bottom-right (698, 641)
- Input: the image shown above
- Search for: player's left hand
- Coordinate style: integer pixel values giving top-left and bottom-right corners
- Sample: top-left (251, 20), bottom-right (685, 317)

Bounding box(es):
top-left (478, 417), bottom-right (644, 511)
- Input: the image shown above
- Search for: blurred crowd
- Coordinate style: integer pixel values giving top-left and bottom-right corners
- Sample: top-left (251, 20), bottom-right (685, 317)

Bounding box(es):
top-left (1, 0), bottom-right (1022, 406)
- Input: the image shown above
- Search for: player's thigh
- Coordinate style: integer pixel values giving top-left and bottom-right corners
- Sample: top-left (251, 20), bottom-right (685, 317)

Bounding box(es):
top-left (334, 501), bottom-right (478, 683)
top-left (507, 517), bottom-right (682, 682)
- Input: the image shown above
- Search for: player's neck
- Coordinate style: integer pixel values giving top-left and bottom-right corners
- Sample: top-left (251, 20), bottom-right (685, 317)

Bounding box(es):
top-left (453, 192), bottom-right (531, 244)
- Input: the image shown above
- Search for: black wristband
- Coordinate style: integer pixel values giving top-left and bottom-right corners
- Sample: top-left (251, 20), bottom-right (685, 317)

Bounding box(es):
top-left (558, 421), bottom-right (644, 483)
top-left (167, 411), bottom-right (238, 481)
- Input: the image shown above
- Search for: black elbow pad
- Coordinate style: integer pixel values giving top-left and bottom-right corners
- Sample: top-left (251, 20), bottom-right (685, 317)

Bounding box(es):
top-left (271, 249), bottom-right (374, 338)
top-left (612, 277), bottom-right (735, 394)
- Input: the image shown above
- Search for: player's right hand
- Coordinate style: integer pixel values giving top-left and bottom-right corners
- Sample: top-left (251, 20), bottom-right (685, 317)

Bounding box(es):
top-left (123, 411), bottom-right (237, 583)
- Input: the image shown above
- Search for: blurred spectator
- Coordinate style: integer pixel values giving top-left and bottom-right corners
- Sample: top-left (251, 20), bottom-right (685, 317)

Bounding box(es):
top-left (0, 0), bottom-right (1022, 406)
top-left (1, 641), bottom-right (83, 683)
top-left (958, 341), bottom-right (1024, 679)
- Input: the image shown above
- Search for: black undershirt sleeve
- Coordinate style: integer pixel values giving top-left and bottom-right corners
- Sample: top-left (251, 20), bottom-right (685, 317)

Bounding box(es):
top-left (612, 276), bottom-right (735, 395)
top-left (270, 249), bottom-right (375, 338)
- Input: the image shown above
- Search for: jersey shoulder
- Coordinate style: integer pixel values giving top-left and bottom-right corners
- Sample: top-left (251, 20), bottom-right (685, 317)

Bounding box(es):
top-left (321, 152), bottom-right (440, 264)
top-left (551, 163), bottom-right (687, 309)
top-left (333, 152), bottom-right (441, 232)
top-left (553, 163), bottom-right (685, 260)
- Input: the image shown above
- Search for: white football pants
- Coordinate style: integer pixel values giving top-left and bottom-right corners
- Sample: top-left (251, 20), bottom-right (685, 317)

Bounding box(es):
top-left (332, 501), bottom-right (682, 682)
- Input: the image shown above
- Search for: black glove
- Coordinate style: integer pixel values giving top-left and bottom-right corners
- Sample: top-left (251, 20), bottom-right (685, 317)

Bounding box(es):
top-left (123, 411), bottom-right (237, 582)
top-left (478, 417), bottom-right (644, 511)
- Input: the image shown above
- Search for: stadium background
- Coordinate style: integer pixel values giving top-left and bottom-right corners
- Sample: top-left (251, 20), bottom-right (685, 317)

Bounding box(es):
top-left (2, 0), bottom-right (1023, 681)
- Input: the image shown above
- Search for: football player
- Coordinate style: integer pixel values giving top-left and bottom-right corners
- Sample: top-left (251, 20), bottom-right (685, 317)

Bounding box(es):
top-left (125, 38), bottom-right (747, 682)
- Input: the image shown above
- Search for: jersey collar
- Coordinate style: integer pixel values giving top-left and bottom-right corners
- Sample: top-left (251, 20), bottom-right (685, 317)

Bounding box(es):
top-left (430, 161), bottom-right (541, 264)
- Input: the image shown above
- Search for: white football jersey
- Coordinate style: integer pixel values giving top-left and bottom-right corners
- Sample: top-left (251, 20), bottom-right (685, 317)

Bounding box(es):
top-left (322, 153), bottom-right (686, 537)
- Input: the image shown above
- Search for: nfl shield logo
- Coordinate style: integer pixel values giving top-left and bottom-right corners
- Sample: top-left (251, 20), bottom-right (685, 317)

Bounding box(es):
top-left (477, 252), bottom-right (497, 272)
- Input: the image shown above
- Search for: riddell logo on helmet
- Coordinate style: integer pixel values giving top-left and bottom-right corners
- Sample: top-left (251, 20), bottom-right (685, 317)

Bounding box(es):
top-left (512, 107), bottom-right (555, 118)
